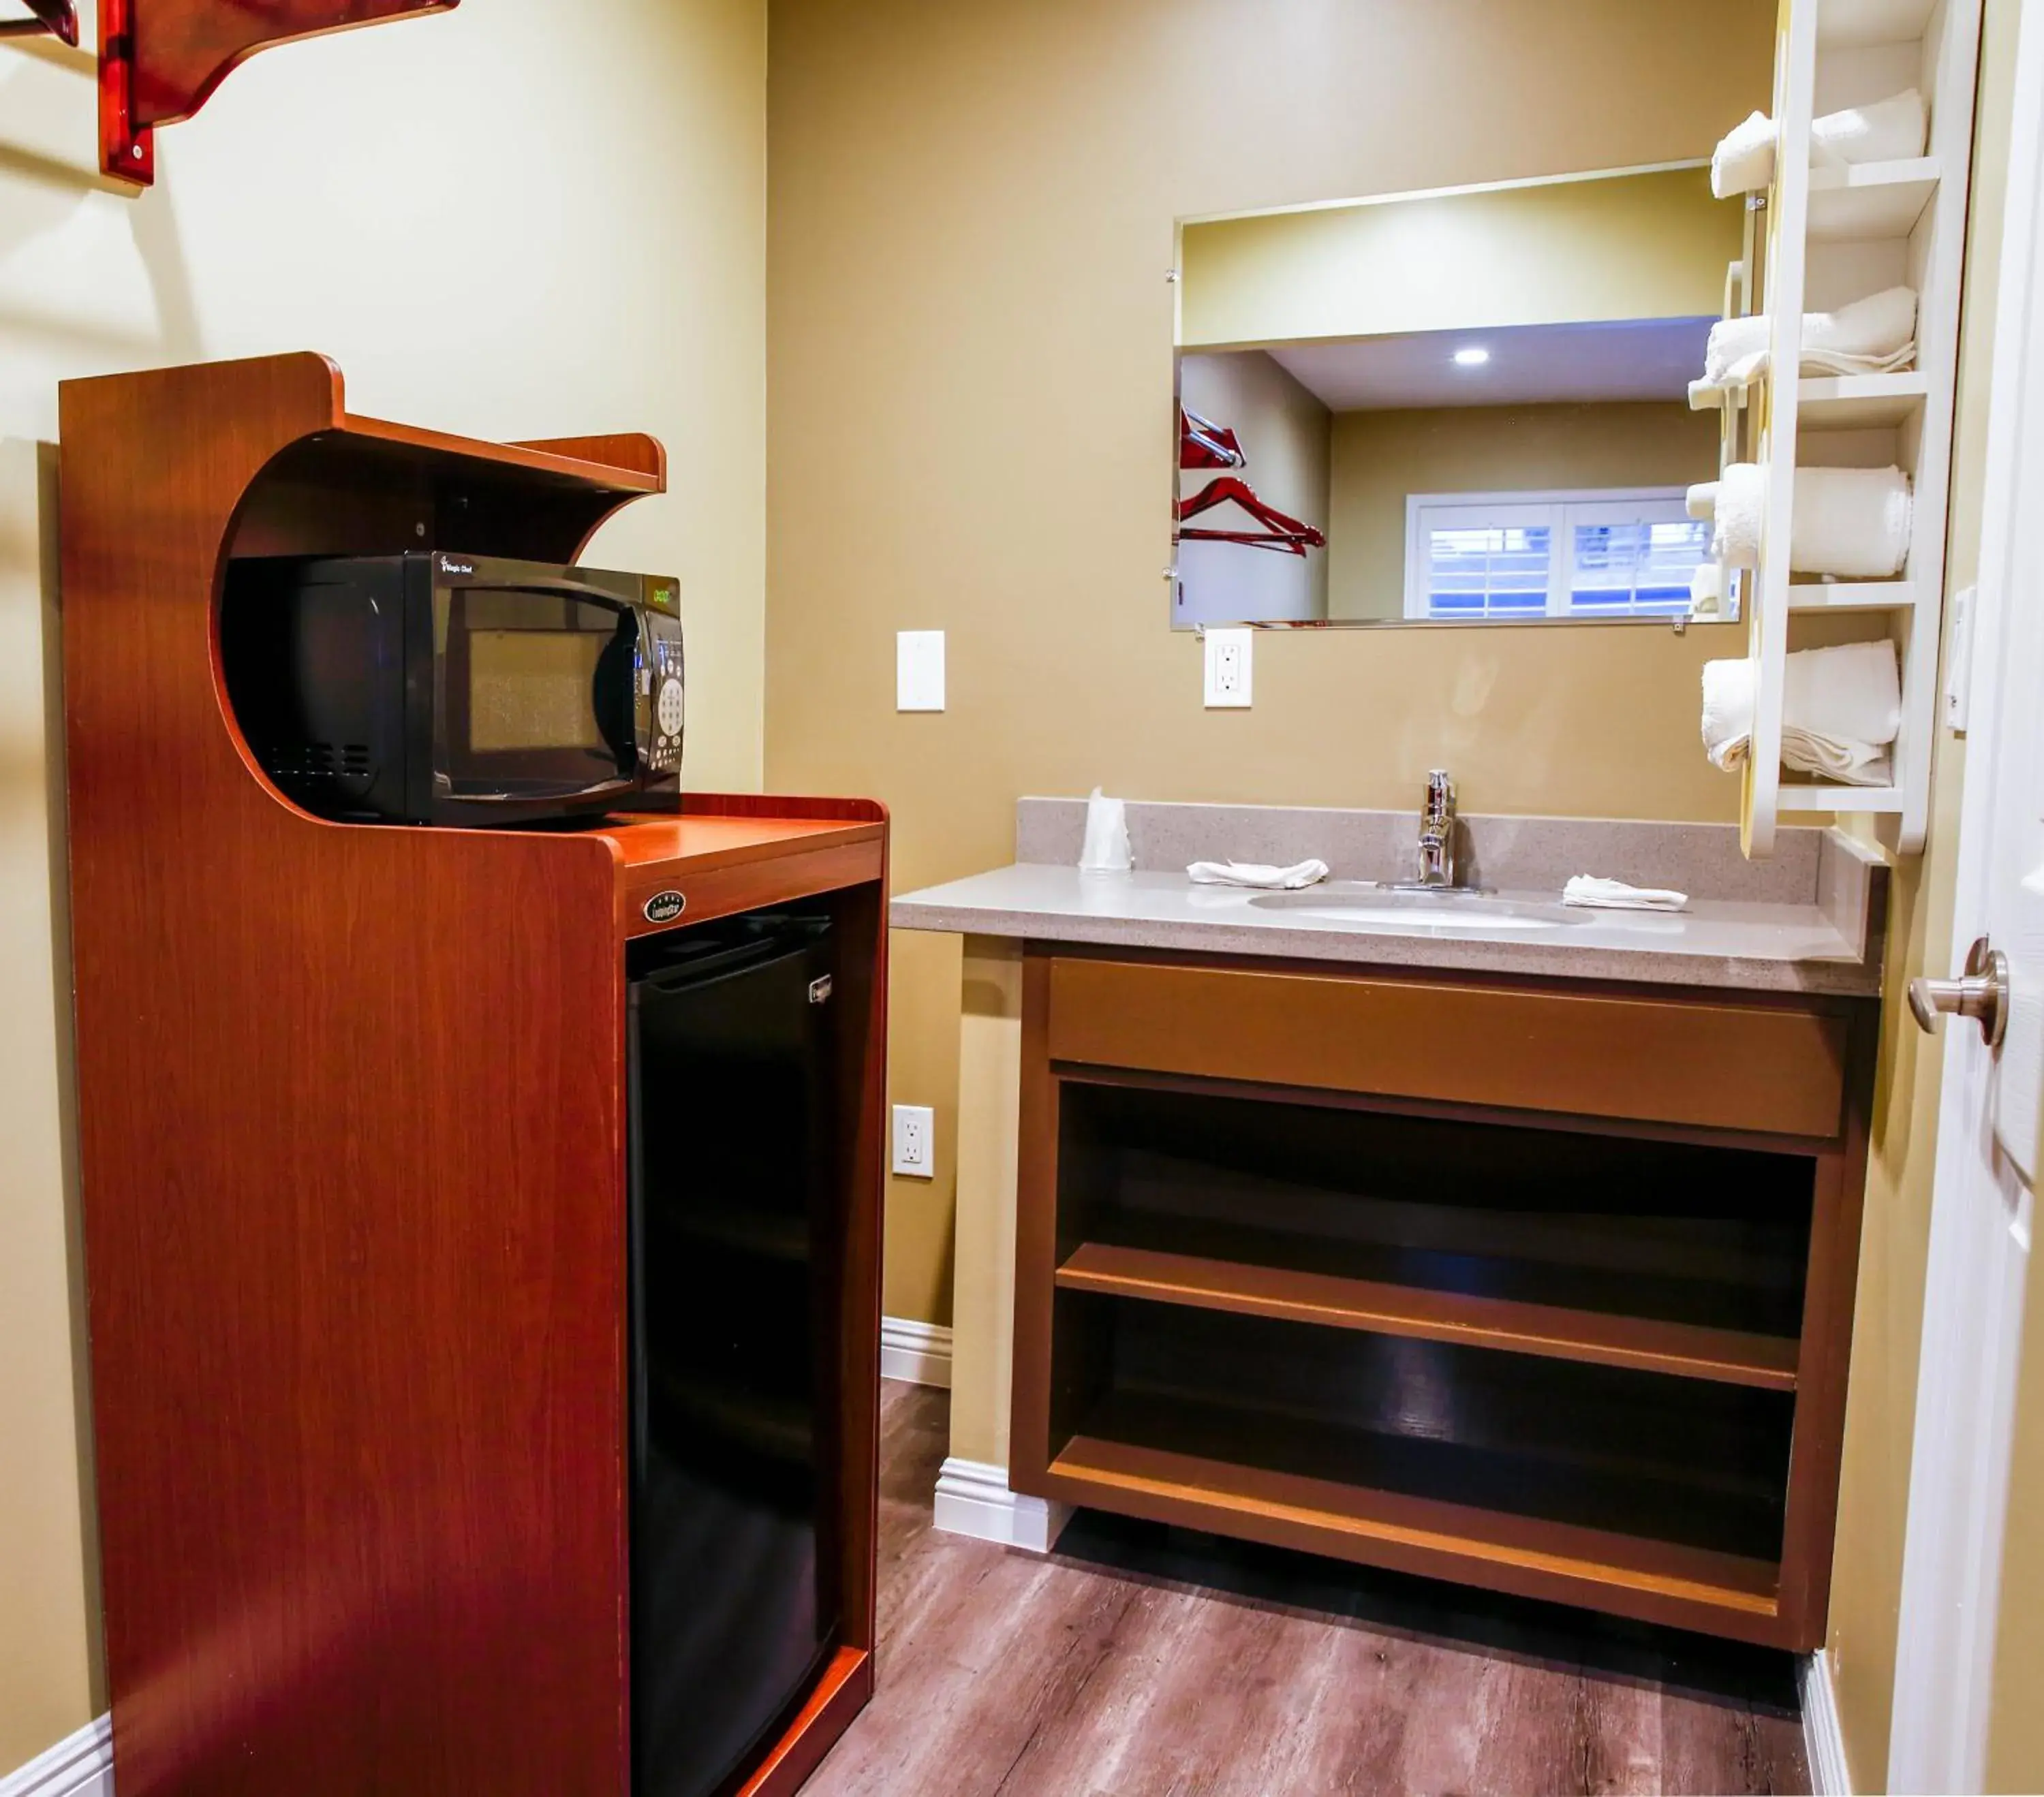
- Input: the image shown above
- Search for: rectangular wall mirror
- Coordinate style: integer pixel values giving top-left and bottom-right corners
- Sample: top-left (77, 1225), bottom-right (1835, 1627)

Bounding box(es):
top-left (1172, 164), bottom-right (1745, 630)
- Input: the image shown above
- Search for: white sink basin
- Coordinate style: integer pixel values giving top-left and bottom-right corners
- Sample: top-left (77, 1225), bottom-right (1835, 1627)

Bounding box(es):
top-left (1247, 884), bottom-right (1584, 933)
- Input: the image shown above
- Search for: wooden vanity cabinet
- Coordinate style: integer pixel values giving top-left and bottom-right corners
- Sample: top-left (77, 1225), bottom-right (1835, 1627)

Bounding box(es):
top-left (1009, 946), bottom-right (1875, 1651)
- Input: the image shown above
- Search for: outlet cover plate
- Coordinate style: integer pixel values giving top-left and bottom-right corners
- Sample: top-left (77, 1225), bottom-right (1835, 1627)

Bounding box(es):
top-left (1203, 627), bottom-right (1252, 708)
top-left (892, 1104), bottom-right (935, 1177)
top-left (897, 631), bottom-right (945, 712)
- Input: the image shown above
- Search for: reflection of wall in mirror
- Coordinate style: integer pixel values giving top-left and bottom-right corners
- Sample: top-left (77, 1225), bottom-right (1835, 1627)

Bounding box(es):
top-left (1177, 351), bottom-right (1331, 625)
top-left (1327, 402), bottom-right (1719, 622)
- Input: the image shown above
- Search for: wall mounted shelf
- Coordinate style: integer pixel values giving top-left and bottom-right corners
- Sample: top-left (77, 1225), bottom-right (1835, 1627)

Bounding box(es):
top-left (98, 0), bottom-right (456, 185)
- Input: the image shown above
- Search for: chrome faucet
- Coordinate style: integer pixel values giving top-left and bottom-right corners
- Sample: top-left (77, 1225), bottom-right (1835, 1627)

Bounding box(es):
top-left (1415, 769), bottom-right (1456, 888)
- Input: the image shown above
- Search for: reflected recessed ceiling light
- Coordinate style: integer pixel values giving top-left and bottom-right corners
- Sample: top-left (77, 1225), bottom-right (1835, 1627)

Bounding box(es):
top-left (1453, 346), bottom-right (1491, 366)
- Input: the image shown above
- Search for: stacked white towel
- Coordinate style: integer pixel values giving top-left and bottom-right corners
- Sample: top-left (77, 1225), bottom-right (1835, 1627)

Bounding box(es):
top-left (1707, 462), bottom-right (1912, 578)
top-left (1701, 641), bottom-right (1902, 785)
top-left (1691, 287), bottom-right (1919, 403)
top-left (1710, 88), bottom-right (1927, 197)
top-left (1562, 877), bottom-right (1689, 913)
top-left (1688, 561), bottom-right (1726, 618)
top-left (1686, 481), bottom-right (1719, 521)
top-left (1186, 858), bottom-right (1329, 890)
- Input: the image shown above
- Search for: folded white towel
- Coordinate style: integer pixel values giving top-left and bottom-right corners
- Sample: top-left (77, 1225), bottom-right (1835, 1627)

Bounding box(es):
top-left (1701, 641), bottom-right (1902, 784)
top-left (1689, 561), bottom-right (1726, 618)
top-left (1564, 876), bottom-right (1689, 912)
top-left (1712, 91), bottom-right (1928, 199)
top-left (1699, 287), bottom-right (1918, 392)
top-left (1686, 481), bottom-right (1719, 521)
top-left (1186, 858), bottom-right (1330, 890)
top-left (1793, 465), bottom-right (1913, 577)
top-left (1713, 110), bottom-right (1778, 198)
top-left (1713, 463), bottom-right (1768, 567)
top-left (1079, 787), bottom-right (1132, 872)
top-left (1811, 88), bottom-right (1927, 168)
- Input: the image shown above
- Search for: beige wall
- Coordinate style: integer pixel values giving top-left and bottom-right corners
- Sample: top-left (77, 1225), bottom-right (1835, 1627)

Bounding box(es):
top-left (1182, 165), bottom-right (1738, 350)
top-left (1327, 401), bottom-right (1720, 621)
top-left (0, 1), bottom-right (766, 1770)
top-left (765, 0), bottom-right (1774, 1332)
top-left (1819, 2), bottom-right (2013, 1788)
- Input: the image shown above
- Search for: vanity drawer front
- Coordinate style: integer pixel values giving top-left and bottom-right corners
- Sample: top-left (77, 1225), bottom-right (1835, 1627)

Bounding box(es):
top-left (1044, 956), bottom-right (1848, 1139)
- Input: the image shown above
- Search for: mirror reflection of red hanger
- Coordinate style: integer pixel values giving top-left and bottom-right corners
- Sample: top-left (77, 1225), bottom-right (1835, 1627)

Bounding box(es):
top-left (1177, 475), bottom-right (1327, 557)
top-left (1179, 405), bottom-right (1245, 470)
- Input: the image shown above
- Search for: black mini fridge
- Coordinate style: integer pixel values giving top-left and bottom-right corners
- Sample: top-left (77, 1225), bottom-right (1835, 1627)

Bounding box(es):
top-left (627, 909), bottom-right (843, 1797)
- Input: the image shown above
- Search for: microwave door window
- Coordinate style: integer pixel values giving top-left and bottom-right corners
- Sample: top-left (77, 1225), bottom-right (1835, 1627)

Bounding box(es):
top-left (439, 592), bottom-right (636, 796)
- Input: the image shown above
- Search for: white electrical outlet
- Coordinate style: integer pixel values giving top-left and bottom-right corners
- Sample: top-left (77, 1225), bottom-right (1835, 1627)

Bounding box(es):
top-left (892, 1104), bottom-right (934, 1177)
top-left (1203, 627), bottom-right (1252, 708)
top-left (897, 631), bottom-right (945, 711)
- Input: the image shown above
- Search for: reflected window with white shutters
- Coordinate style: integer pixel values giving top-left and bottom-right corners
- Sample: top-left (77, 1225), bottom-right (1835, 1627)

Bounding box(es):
top-left (1404, 488), bottom-right (1716, 623)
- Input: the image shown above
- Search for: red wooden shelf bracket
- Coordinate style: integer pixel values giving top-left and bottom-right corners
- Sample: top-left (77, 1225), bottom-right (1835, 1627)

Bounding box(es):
top-left (0, 1), bottom-right (79, 46)
top-left (98, 0), bottom-right (457, 187)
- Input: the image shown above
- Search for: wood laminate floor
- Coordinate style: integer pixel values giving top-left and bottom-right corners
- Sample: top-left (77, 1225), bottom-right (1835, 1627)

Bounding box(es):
top-left (805, 1382), bottom-right (1809, 1797)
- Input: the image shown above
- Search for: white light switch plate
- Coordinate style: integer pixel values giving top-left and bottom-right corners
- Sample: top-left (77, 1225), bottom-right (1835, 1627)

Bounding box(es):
top-left (1203, 627), bottom-right (1252, 708)
top-left (892, 1104), bottom-right (934, 1177)
top-left (897, 631), bottom-right (945, 711)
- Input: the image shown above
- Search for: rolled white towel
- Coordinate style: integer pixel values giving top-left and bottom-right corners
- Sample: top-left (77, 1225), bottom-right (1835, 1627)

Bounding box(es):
top-left (1713, 110), bottom-right (1778, 198)
top-left (1686, 482), bottom-right (1719, 522)
top-left (1713, 463), bottom-right (1768, 567)
top-left (1791, 465), bottom-right (1912, 577)
top-left (1812, 88), bottom-right (1927, 168)
top-left (1186, 858), bottom-right (1329, 890)
top-left (1701, 641), bottom-right (1902, 783)
top-left (1704, 314), bottom-right (1771, 384)
top-left (1564, 876), bottom-right (1688, 913)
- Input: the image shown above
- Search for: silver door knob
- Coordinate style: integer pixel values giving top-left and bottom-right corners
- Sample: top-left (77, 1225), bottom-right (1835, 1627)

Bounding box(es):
top-left (1908, 936), bottom-right (2009, 1047)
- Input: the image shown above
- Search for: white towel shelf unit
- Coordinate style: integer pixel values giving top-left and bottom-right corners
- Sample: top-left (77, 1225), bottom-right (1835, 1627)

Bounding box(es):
top-left (1708, 0), bottom-right (1980, 857)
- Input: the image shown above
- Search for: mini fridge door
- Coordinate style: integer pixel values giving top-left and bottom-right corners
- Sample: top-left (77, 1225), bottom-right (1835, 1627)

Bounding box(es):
top-left (627, 916), bottom-right (841, 1797)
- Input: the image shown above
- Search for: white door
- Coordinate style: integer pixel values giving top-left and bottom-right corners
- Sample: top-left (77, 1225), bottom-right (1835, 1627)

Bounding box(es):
top-left (1889, 10), bottom-right (2044, 1787)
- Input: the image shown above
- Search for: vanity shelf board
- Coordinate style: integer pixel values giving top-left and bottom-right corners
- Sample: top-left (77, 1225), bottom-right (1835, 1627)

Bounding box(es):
top-left (1053, 1242), bottom-right (1801, 1391)
top-left (1805, 158), bottom-right (1940, 240)
top-left (1787, 578), bottom-right (1920, 610)
top-left (1796, 371), bottom-right (1929, 426)
top-left (1044, 1424), bottom-right (1783, 1640)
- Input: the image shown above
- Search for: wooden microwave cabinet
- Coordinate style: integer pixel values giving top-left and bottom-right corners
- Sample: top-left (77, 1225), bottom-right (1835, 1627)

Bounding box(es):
top-left (1009, 946), bottom-right (1874, 1651)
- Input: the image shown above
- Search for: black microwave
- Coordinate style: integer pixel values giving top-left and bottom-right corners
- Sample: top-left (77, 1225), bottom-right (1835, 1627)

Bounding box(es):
top-left (222, 552), bottom-right (684, 827)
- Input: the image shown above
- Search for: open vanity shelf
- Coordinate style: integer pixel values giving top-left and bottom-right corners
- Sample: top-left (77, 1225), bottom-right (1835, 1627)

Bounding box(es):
top-left (1011, 948), bottom-right (1874, 1649)
top-left (1705, 0), bottom-right (1981, 854)
top-left (60, 353), bottom-right (886, 1797)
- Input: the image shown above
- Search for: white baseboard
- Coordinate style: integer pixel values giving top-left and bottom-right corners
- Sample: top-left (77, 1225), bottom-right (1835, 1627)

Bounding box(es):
top-left (1, 1716), bottom-right (112, 1797)
top-left (880, 1315), bottom-right (953, 1388)
top-left (933, 1456), bottom-right (1071, 1552)
top-left (1801, 1649), bottom-right (1853, 1796)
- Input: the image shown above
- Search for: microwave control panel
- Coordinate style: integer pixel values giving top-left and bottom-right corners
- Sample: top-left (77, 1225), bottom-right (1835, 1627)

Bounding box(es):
top-left (644, 625), bottom-right (685, 774)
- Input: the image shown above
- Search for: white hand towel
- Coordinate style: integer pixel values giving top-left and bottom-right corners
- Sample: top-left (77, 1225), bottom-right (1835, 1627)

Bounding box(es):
top-left (1713, 110), bottom-right (1778, 197)
top-left (1689, 561), bottom-right (1726, 618)
top-left (1811, 88), bottom-right (1927, 168)
top-left (1699, 287), bottom-right (1917, 392)
top-left (1079, 787), bottom-right (1132, 872)
top-left (1791, 465), bottom-right (1913, 577)
top-left (1564, 876), bottom-right (1689, 912)
top-left (1712, 463), bottom-right (1768, 567)
top-left (1186, 858), bottom-right (1330, 890)
top-left (1686, 481), bottom-right (1719, 521)
top-left (1701, 641), bottom-right (1902, 784)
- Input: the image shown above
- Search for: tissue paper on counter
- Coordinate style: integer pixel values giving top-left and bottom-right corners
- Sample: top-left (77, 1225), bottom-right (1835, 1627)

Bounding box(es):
top-left (1078, 787), bottom-right (1132, 872)
top-left (1186, 859), bottom-right (1330, 890)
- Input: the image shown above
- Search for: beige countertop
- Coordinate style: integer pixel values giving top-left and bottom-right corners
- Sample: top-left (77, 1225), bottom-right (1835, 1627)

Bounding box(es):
top-left (890, 800), bottom-right (1889, 995)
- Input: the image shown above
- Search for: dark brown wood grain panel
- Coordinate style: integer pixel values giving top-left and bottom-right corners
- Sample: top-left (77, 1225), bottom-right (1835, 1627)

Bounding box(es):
top-left (1054, 1243), bottom-right (1801, 1390)
top-left (612, 830), bottom-right (882, 939)
top-left (1045, 954), bottom-right (1851, 1138)
top-left (61, 354), bottom-right (881, 1795)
